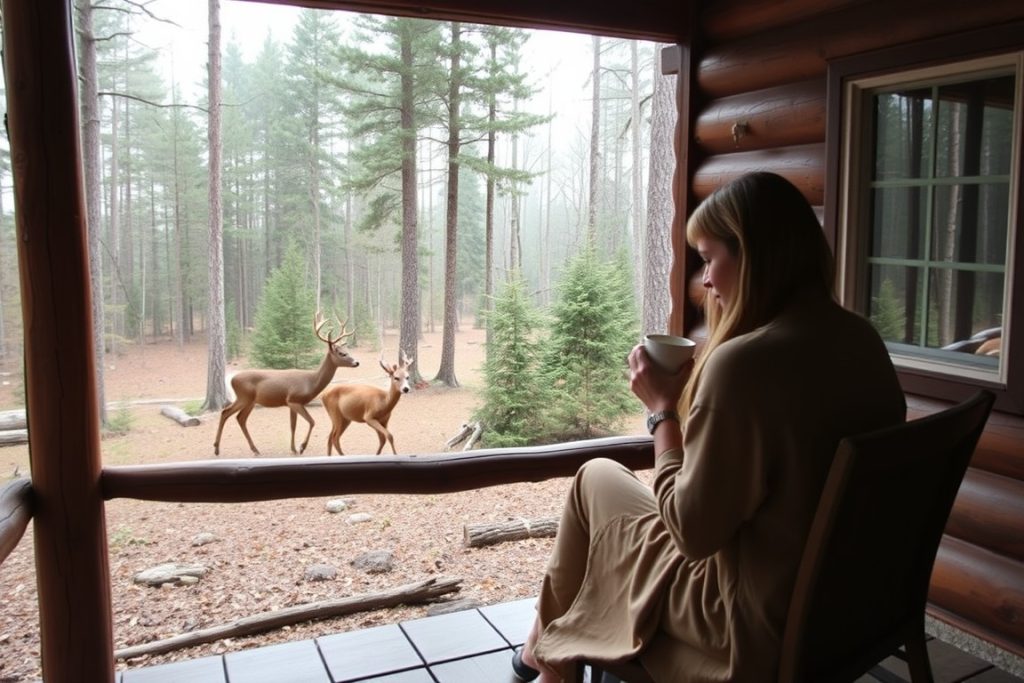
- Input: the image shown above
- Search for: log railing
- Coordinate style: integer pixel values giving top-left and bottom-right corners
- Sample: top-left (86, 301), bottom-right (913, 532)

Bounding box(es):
top-left (0, 478), bottom-right (32, 565)
top-left (101, 436), bottom-right (656, 503)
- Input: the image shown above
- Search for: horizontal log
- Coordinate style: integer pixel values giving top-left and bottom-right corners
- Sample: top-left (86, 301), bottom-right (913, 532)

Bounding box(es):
top-left (0, 478), bottom-right (32, 565)
top-left (114, 576), bottom-right (462, 661)
top-left (0, 409), bottom-right (27, 430)
top-left (101, 435), bottom-right (654, 503)
top-left (946, 469), bottom-right (1024, 561)
top-left (464, 516), bottom-right (559, 547)
top-left (692, 143), bottom-right (826, 204)
top-left (159, 405), bottom-right (200, 427)
top-left (698, 2), bottom-right (1024, 99)
top-left (928, 536), bottom-right (1024, 658)
top-left (283, 0), bottom-right (689, 42)
top-left (701, 0), bottom-right (868, 43)
top-left (0, 429), bottom-right (29, 446)
top-left (695, 79), bottom-right (825, 155)
top-left (907, 395), bottom-right (1024, 481)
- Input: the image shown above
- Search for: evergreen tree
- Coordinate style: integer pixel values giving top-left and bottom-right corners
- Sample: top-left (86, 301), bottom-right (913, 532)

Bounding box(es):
top-left (250, 244), bottom-right (319, 368)
top-left (871, 278), bottom-right (906, 343)
top-left (543, 248), bottom-right (638, 439)
top-left (475, 273), bottom-right (550, 446)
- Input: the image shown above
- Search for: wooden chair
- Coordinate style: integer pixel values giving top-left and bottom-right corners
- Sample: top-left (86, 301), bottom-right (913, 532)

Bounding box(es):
top-left (578, 390), bottom-right (995, 683)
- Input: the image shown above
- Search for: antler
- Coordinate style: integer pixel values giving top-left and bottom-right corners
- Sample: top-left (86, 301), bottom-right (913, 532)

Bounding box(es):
top-left (313, 311), bottom-right (354, 345)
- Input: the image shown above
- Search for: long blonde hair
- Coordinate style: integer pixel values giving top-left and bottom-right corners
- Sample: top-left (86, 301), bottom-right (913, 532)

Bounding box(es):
top-left (680, 172), bottom-right (834, 415)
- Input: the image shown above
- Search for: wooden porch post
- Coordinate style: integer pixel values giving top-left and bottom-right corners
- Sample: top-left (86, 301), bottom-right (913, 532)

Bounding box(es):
top-left (2, 1), bottom-right (115, 680)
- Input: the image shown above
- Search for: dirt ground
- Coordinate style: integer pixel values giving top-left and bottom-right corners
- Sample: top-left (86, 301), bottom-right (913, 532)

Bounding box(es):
top-left (0, 323), bottom-right (647, 681)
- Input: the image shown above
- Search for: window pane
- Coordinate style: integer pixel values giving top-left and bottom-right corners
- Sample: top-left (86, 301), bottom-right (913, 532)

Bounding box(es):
top-left (928, 268), bottom-right (1004, 355)
top-left (871, 186), bottom-right (927, 259)
top-left (868, 264), bottom-right (923, 345)
top-left (874, 89), bottom-right (933, 180)
top-left (931, 183), bottom-right (1009, 265)
top-left (936, 75), bottom-right (1016, 177)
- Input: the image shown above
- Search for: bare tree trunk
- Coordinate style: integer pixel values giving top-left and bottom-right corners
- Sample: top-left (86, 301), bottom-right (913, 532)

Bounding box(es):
top-left (436, 21), bottom-right (462, 387)
top-left (398, 21), bottom-right (422, 383)
top-left (108, 86), bottom-right (121, 357)
top-left (587, 35), bottom-right (601, 247)
top-left (484, 41), bottom-right (497, 343)
top-left (642, 56), bottom-right (675, 335)
top-left (631, 42), bottom-right (644, 300)
top-left (74, 0), bottom-right (107, 423)
top-left (203, 0), bottom-right (228, 411)
top-left (509, 101), bottom-right (521, 272)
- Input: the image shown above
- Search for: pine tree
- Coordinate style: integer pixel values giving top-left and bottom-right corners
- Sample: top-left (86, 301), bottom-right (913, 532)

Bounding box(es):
top-left (871, 278), bottom-right (906, 343)
top-left (250, 244), bottom-right (319, 368)
top-left (475, 273), bottom-right (550, 446)
top-left (543, 248), bottom-right (638, 439)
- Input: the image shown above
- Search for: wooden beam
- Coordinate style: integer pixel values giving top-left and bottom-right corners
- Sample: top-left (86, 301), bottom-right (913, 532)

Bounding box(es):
top-left (101, 436), bottom-right (655, 502)
top-left (1, 0), bottom-right (115, 680)
top-left (246, 0), bottom-right (690, 42)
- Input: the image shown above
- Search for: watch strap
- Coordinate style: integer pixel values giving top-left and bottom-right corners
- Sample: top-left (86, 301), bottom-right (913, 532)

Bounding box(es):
top-left (646, 409), bottom-right (681, 435)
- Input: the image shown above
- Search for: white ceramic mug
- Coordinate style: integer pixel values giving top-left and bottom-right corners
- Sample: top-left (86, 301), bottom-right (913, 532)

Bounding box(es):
top-left (643, 334), bottom-right (697, 373)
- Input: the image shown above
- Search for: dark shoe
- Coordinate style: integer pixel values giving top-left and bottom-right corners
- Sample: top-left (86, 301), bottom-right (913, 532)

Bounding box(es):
top-left (512, 646), bottom-right (540, 681)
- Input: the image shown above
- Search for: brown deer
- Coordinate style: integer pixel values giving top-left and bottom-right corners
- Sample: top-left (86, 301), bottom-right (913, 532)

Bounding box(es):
top-left (321, 350), bottom-right (413, 455)
top-left (213, 313), bottom-right (359, 456)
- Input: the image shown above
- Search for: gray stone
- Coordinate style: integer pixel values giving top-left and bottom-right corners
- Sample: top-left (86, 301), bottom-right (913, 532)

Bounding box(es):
top-left (350, 550), bottom-right (394, 574)
top-left (347, 512), bottom-right (373, 524)
top-left (191, 532), bottom-right (218, 546)
top-left (304, 564), bottom-right (337, 582)
top-left (325, 499), bottom-right (350, 513)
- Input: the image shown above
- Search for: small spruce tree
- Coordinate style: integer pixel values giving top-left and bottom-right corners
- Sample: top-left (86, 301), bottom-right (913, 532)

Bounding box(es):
top-left (542, 248), bottom-right (638, 440)
top-left (870, 278), bottom-right (906, 343)
top-left (250, 244), bottom-right (320, 369)
top-left (474, 273), bottom-right (550, 447)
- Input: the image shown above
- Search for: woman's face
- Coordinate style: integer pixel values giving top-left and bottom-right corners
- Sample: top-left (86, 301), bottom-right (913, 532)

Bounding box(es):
top-left (696, 236), bottom-right (739, 309)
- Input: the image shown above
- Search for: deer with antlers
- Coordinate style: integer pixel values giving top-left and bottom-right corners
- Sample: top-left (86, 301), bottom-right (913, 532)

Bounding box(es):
top-left (321, 350), bottom-right (413, 455)
top-left (213, 313), bottom-right (359, 456)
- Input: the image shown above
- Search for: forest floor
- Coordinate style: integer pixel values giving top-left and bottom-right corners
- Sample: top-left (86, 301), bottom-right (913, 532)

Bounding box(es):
top-left (0, 321), bottom-right (647, 681)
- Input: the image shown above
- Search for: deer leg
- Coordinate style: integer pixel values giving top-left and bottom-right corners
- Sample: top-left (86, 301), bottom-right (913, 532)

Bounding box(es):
top-left (214, 401), bottom-right (244, 456)
top-left (236, 403), bottom-right (260, 455)
top-left (289, 402), bottom-right (316, 454)
top-left (288, 409), bottom-right (299, 454)
top-left (331, 419), bottom-right (351, 456)
top-left (365, 418), bottom-right (391, 455)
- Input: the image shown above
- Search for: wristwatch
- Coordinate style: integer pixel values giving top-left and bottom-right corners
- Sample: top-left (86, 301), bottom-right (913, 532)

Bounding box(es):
top-left (646, 410), bottom-right (680, 435)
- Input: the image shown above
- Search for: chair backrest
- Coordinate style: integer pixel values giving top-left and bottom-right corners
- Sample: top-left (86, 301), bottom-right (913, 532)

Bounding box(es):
top-left (777, 390), bottom-right (995, 683)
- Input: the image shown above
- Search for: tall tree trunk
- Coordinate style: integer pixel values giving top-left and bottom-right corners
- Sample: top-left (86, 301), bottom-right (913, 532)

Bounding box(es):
top-left (398, 21), bottom-right (422, 383)
top-left (630, 42), bottom-right (644, 305)
top-left (587, 35), bottom-right (601, 247)
top-left (509, 100), bottom-right (521, 273)
top-left (436, 21), bottom-right (462, 387)
top-left (542, 89), bottom-right (553, 307)
top-left (642, 56), bottom-right (674, 335)
top-left (203, 0), bottom-right (228, 411)
top-left (108, 87), bottom-right (120, 357)
top-left (484, 42), bottom-right (497, 345)
top-left (74, 0), bottom-right (107, 423)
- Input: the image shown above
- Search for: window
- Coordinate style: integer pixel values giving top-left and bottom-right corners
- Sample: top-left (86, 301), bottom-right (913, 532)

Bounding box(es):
top-left (831, 43), bottom-right (1024, 413)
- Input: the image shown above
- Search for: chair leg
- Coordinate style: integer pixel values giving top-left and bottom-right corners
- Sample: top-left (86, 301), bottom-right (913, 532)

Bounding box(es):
top-left (904, 632), bottom-right (935, 683)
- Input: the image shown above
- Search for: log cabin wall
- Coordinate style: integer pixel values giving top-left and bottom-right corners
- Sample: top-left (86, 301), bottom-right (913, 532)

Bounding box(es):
top-left (691, 0), bottom-right (1024, 659)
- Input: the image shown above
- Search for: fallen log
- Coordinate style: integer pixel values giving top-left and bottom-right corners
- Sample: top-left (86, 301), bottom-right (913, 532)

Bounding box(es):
top-left (159, 405), bottom-right (200, 427)
top-left (463, 422), bottom-right (483, 451)
top-left (0, 410), bottom-right (27, 431)
top-left (0, 429), bottom-right (28, 446)
top-left (113, 575), bottom-right (462, 661)
top-left (464, 517), bottom-right (559, 548)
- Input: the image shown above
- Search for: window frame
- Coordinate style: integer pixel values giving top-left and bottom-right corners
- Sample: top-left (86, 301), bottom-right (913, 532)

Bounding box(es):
top-left (825, 23), bottom-right (1024, 415)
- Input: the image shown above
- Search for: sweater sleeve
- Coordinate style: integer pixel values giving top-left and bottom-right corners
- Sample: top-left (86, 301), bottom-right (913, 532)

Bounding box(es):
top-left (652, 372), bottom-right (769, 560)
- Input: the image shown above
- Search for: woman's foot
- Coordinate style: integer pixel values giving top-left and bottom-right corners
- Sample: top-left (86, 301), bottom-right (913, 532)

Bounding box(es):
top-left (512, 646), bottom-right (540, 681)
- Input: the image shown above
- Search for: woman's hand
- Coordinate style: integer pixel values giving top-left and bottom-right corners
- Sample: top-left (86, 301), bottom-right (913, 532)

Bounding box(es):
top-left (628, 343), bottom-right (692, 413)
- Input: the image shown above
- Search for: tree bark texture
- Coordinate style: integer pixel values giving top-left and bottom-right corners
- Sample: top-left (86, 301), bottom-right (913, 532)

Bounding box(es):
top-left (463, 517), bottom-right (559, 547)
top-left (587, 35), bottom-right (601, 245)
top-left (204, 0), bottom-right (229, 411)
top-left (398, 21), bottom-right (422, 384)
top-left (436, 21), bottom-right (462, 387)
top-left (643, 62), bottom-right (675, 335)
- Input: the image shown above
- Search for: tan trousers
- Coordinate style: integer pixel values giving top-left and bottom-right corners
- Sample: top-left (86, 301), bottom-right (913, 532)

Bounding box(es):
top-left (536, 458), bottom-right (657, 636)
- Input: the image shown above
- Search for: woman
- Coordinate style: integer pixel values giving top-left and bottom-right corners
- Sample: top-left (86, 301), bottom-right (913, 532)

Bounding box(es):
top-left (513, 172), bottom-right (905, 682)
